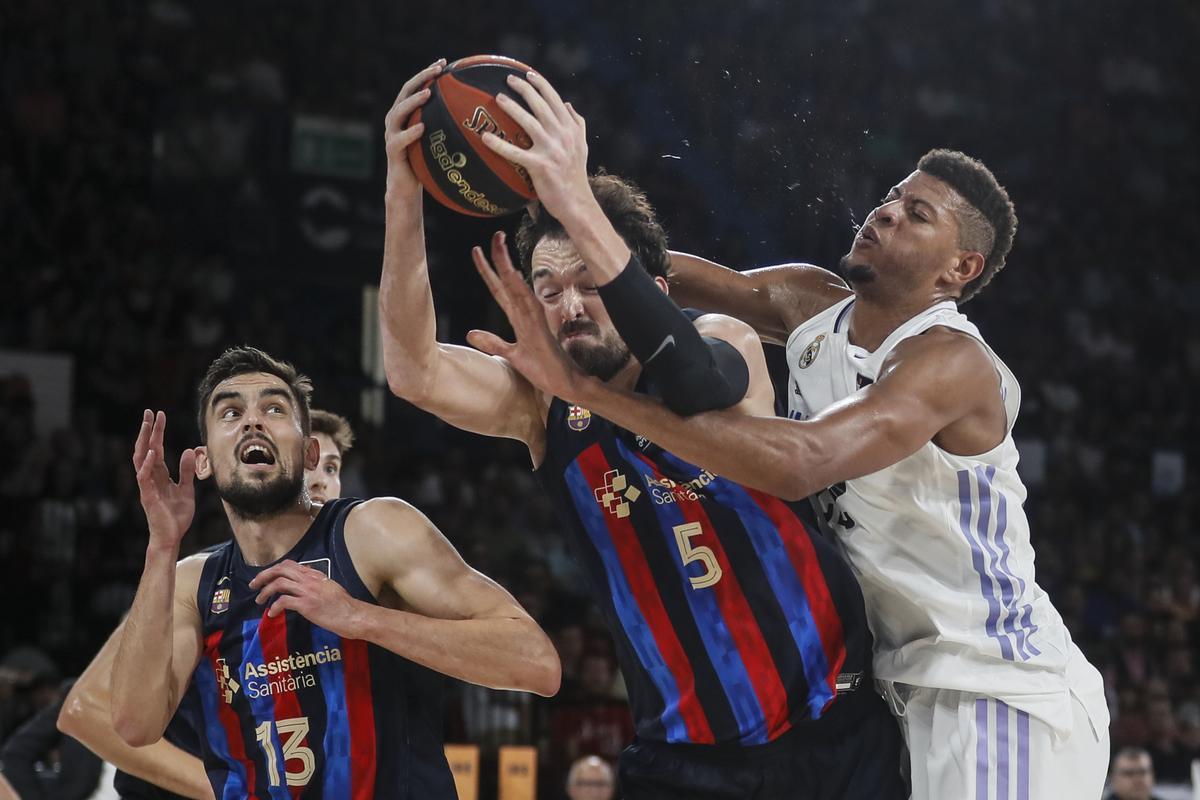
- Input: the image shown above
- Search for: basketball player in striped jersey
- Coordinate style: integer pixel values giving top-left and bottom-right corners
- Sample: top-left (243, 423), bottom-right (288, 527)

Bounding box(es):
top-left (59, 408), bottom-right (356, 799)
top-left (109, 347), bottom-right (560, 798)
top-left (381, 65), bottom-right (903, 798)
top-left (470, 72), bottom-right (1109, 799)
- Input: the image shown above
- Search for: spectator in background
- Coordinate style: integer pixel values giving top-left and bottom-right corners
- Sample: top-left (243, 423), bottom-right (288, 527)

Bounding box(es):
top-left (1104, 747), bottom-right (1163, 800)
top-left (0, 680), bottom-right (102, 800)
top-left (546, 645), bottom-right (634, 791)
top-left (565, 755), bottom-right (616, 800)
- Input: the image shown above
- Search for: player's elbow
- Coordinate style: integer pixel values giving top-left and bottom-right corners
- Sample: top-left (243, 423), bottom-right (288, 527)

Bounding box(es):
top-left (522, 630), bottom-right (563, 698)
top-left (110, 706), bottom-right (161, 748)
top-left (56, 692), bottom-right (85, 738)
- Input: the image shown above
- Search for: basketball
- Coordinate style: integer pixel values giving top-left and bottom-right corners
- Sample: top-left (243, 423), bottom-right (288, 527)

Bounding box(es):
top-left (407, 55), bottom-right (537, 217)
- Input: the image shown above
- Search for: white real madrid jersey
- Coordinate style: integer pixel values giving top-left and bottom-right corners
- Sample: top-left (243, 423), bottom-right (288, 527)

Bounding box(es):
top-left (785, 296), bottom-right (1105, 734)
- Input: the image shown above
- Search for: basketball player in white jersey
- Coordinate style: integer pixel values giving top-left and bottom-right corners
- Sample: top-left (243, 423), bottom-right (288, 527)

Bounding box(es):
top-left (468, 77), bottom-right (1108, 800)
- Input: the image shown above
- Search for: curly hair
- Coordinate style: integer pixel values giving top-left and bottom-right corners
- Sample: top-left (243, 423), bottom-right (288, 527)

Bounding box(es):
top-left (917, 149), bottom-right (1018, 303)
top-left (195, 346), bottom-right (313, 443)
top-left (515, 172), bottom-right (670, 280)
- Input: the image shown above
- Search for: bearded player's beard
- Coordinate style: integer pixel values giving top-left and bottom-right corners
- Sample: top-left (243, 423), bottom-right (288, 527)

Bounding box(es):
top-left (215, 467), bottom-right (303, 520)
top-left (839, 253), bottom-right (876, 287)
top-left (561, 321), bottom-right (632, 382)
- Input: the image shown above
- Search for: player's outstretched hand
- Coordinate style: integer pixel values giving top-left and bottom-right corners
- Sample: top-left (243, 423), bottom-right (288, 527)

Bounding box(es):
top-left (383, 58), bottom-right (446, 206)
top-left (481, 71), bottom-right (591, 224)
top-left (466, 231), bottom-right (586, 402)
top-left (250, 560), bottom-right (362, 636)
top-left (132, 409), bottom-right (196, 550)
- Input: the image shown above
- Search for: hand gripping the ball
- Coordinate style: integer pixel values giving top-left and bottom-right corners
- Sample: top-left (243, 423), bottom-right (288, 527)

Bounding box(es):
top-left (383, 59), bottom-right (446, 206)
top-left (481, 71), bottom-right (593, 225)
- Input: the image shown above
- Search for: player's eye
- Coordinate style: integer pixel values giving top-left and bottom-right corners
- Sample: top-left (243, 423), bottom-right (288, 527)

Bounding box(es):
top-left (221, 407), bottom-right (239, 420)
top-left (267, 404), bottom-right (284, 414)
top-left (540, 289), bottom-right (561, 301)
top-left (325, 465), bottom-right (338, 475)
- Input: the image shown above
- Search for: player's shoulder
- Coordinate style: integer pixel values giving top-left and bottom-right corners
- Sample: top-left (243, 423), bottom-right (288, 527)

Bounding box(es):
top-left (344, 497), bottom-right (436, 548)
top-left (693, 312), bottom-right (760, 347)
top-left (882, 325), bottom-right (997, 385)
top-left (763, 262), bottom-right (853, 323)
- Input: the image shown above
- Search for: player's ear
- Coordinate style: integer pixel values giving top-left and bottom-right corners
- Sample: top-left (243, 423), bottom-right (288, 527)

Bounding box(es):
top-left (654, 275), bottom-right (669, 295)
top-left (945, 251), bottom-right (985, 294)
top-left (194, 446), bottom-right (212, 481)
top-left (303, 436), bottom-right (320, 470)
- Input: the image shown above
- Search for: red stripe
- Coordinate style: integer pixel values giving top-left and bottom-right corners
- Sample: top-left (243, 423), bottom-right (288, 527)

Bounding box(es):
top-left (257, 612), bottom-right (308, 796)
top-left (576, 445), bottom-right (714, 743)
top-left (340, 639), bottom-right (376, 799)
top-left (633, 454), bottom-right (792, 739)
top-left (206, 630), bottom-right (259, 798)
top-left (747, 489), bottom-right (846, 704)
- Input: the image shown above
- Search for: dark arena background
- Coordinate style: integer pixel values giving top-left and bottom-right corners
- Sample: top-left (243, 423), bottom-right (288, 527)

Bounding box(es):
top-left (2, 1), bottom-right (1198, 798)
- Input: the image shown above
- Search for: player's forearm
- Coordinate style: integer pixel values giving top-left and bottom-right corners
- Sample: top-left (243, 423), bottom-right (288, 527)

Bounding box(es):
top-left (349, 602), bottom-right (561, 697)
top-left (60, 673), bottom-right (213, 800)
top-left (379, 197), bottom-right (441, 399)
top-left (575, 375), bottom-right (826, 501)
top-left (554, 198), bottom-right (631, 285)
top-left (111, 545), bottom-right (181, 746)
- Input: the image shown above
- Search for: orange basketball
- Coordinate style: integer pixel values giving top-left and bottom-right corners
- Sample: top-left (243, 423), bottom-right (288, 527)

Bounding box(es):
top-left (406, 55), bottom-right (537, 217)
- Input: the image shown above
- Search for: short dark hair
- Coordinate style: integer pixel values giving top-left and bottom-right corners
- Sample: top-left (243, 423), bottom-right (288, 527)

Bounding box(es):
top-left (916, 149), bottom-right (1017, 303)
top-left (310, 409), bottom-right (355, 456)
top-left (515, 172), bottom-right (670, 280)
top-left (195, 346), bottom-right (313, 443)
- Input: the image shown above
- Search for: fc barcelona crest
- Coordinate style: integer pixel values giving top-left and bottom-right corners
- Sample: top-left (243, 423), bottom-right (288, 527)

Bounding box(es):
top-left (210, 576), bottom-right (231, 615)
top-left (798, 334), bottom-right (825, 369)
top-left (567, 405), bottom-right (592, 432)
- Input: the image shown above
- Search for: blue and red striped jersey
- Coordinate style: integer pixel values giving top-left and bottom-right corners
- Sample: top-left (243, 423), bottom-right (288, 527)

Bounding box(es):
top-left (191, 498), bottom-right (455, 799)
top-left (537, 396), bottom-right (874, 747)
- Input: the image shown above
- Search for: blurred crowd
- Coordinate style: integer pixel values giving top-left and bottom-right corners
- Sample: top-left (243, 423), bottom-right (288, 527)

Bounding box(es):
top-left (2, 0), bottom-right (1198, 796)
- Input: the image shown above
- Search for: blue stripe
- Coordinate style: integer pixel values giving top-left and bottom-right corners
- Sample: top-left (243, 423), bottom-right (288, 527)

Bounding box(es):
top-left (975, 698), bottom-right (989, 800)
top-left (658, 450), bottom-right (834, 718)
top-left (565, 458), bottom-right (690, 743)
top-left (997, 699), bottom-right (1010, 800)
top-left (241, 619), bottom-right (289, 799)
top-left (957, 470), bottom-right (1014, 661)
top-left (311, 625), bottom-right (351, 797)
top-left (617, 441), bottom-right (768, 744)
top-left (192, 655), bottom-right (246, 800)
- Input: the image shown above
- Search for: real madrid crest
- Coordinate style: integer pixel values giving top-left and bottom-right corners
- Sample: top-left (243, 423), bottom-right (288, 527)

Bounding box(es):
top-left (566, 405), bottom-right (592, 432)
top-left (798, 334), bottom-right (825, 369)
top-left (210, 576), bottom-right (231, 615)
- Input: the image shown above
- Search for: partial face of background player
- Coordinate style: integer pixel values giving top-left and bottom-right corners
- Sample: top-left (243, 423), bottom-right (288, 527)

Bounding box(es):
top-left (530, 236), bottom-right (634, 382)
top-left (840, 170), bottom-right (974, 301)
top-left (305, 432), bottom-right (342, 504)
top-left (200, 371), bottom-right (314, 517)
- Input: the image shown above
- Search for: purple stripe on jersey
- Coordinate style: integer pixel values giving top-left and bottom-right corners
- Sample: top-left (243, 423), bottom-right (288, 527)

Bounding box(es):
top-left (976, 698), bottom-right (989, 800)
top-left (834, 300), bottom-right (854, 333)
top-left (958, 470), bottom-right (1014, 661)
top-left (1017, 710), bottom-right (1030, 800)
top-left (997, 700), bottom-right (1010, 800)
top-left (976, 466), bottom-right (1026, 661)
top-left (986, 471), bottom-right (1041, 659)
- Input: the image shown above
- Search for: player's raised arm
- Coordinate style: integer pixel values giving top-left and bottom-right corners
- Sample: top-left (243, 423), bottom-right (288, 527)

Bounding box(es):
top-left (667, 252), bottom-right (852, 345)
top-left (110, 411), bottom-right (206, 747)
top-left (248, 498), bottom-right (561, 697)
top-left (59, 619), bottom-right (214, 800)
top-left (378, 62), bottom-right (545, 455)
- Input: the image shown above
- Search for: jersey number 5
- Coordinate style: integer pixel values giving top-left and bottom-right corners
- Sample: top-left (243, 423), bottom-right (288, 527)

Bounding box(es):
top-left (255, 716), bottom-right (316, 787)
top-left (673, 522), bottom-right (723, 589)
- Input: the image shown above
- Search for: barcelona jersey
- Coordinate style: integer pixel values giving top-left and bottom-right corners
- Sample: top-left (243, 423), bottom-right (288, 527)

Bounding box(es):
top-left (537, 395), bottom-right (875, 747)
top-left (191, 498), bottom-right (455, 798)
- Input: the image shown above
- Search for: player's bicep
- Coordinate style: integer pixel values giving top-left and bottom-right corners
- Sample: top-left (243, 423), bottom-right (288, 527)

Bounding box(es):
top-left (693, 313), bottom-right (775, 416)
top-left (805, 340), bottom-right (980, 480)
top-left (168, 558), bottom-right (207, 710)
top-left (418, 343), bottom-right (544, 445)
top-left (668, 251), bottom-right (790, 341)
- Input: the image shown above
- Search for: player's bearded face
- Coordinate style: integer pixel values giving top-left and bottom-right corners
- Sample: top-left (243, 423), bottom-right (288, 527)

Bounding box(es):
top-left (559, 318), bottom-right (631, 381)
top-left (215, 437), bottom-right (304, 518)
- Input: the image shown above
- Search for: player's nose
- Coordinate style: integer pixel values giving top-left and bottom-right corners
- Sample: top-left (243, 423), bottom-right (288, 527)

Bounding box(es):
top-left (561, 287), bottom-right (586, 320)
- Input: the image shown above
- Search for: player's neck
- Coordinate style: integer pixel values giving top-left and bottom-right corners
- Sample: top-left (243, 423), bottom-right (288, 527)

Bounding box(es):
top-left (224, 497), bottom-right (319, 566)
top-left (847, 292), bottom-right (947, 352)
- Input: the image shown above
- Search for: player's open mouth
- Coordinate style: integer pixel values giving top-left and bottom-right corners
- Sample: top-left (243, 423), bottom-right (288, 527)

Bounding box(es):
top-left (857, 225), bottom-right (878, 244)
top-left (239, 441), bottom-right (277, 466)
